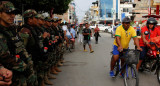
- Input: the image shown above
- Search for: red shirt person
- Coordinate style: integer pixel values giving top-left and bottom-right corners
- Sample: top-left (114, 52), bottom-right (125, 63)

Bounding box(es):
top-left (94, 25), bottom-right (100, 44)
top-left (139, 26), bottom-right (160, 46)
top-left (137, 17), bottom-right (160, 71)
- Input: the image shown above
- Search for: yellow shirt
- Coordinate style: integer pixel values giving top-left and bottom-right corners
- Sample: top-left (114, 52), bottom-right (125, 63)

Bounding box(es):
top-left (113, 25), bottom-right (137, 49)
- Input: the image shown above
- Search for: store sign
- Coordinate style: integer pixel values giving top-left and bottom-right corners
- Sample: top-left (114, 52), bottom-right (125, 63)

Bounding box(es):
top-left (153, 0), bottom-right (160, 5)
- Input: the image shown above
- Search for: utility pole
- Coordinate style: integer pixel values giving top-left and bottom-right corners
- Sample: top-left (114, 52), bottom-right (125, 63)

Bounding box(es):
top-left (112, 0), bottom-right (116, 26)
top-left (104, 3), bottom-right (106, 20)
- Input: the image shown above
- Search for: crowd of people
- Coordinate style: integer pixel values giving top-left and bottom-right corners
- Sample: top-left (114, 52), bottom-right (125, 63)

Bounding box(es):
top-left (3, 1), bottom-right (160, 86)
top-left (0, 1), bottom-right (73, 86)
top-left (0, 1), bottom-right (99, 86)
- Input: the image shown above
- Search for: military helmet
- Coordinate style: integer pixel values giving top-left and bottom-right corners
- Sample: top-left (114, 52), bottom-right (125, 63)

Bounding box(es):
top-left (0, 1), bottom-right (19, 14)
top-left (23, 9), bottom-right (37, 18)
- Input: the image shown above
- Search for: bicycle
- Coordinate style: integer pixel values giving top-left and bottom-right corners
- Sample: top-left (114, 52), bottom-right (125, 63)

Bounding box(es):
top-left (112, 49), bottom-right (140, 86)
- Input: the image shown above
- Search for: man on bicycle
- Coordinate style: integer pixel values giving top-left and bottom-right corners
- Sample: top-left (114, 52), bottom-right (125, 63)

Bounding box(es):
top-left (136, 17), bottom-right (160, 71)
top-left (110, 17), bottom-right (142, 77)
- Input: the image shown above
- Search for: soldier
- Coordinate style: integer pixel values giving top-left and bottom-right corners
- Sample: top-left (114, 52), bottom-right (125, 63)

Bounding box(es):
top-left (0, 1), bottom-right (37, 86)
top-left (57, 19), bottom-right (65, 64)
top-left (50, 18), bottom-right (62, 74)
top-left (20, 9), bottom-right (51, 86)
top-left (36, 16), bottom-right (56, 84)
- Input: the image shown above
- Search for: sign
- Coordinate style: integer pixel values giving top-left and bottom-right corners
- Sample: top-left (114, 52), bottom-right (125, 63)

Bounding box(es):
top-left (153, 0), bottom-right (160, 5)
top-left (111, 8), bottom-right (116, 14)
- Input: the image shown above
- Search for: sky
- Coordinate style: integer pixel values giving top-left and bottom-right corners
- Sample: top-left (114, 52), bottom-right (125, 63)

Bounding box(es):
top-left (74, 0), bottom-right (97, 23)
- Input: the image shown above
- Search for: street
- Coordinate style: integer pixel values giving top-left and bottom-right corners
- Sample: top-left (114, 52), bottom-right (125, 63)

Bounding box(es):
top-left (48, 33), bottom-right (159, 86)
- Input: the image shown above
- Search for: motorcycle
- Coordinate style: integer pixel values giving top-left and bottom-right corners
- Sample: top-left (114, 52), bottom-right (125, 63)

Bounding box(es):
top-left (139, 31), bottom-right (160, 84)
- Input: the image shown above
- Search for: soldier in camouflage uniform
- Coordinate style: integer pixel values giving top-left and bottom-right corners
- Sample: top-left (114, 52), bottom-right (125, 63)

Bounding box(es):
top-left (35, 15), bottom-right (56, 85)
top-left (42, 17), bottom-right (58, 79)
top-left (50, 18), bottom-right (62, 74)
top-left (57, 19), bottom-right (65, 64)
top-left (20, 9), bottom-right (50, 86)
top-left (0, 1), bottom-right (37, 86)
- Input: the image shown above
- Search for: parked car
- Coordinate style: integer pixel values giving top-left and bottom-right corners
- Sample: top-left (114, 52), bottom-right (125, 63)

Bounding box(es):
top-left (90, 25), bottom-right (96, 29)
top-left (107, 26), bottom-right (113, 33)
top-left (90, 24), bottom-right (109, 31)
top-left (110, 24), bottom-right (121, 38)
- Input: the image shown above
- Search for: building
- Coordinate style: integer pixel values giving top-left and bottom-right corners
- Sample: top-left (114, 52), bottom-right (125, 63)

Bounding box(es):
top-left (54, 1), bottom-right (77, 24)
top-left (120, 2), bottom-right (133, 21)
top-left (99, 0), bottom-right (120, 24)
top-left (90, 1), bottom-right (99, 24)
top-left (133, 0), bottom-right (160, 21)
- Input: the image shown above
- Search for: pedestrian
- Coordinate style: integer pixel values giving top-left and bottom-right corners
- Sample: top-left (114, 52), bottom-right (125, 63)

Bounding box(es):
top-left (62, 22), bottom-right (71, 49)
top-left (94, 25), bottom-right (100, 44)
top-left (70, 24), bottom-right (76, 49)
top-left (78, 23), bottom-right (83, 44)
top-left (82, 23), bottom-right (94, 53)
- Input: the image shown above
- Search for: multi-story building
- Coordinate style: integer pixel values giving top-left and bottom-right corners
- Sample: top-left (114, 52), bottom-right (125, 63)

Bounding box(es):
top-left (120, 2), bottom-right (133, 21)
top-left (133, 0), bottom-right (160, 21)
top-left (54, 1), bottom-right (77, 24)
top-left (99, 0), bottom-right (120, 24)
top-left (90, 1), bottom-right (99, 24)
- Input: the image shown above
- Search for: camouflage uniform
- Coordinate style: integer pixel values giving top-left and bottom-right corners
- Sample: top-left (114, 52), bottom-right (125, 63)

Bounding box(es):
top-left (0, 1), bottom-right (37, 86)
top-left (57, 19), bottom-right (65, 63)
top-left (20, 9), bottom-right (53, 86)
top-left (51, 19), bottom-right (61, 66)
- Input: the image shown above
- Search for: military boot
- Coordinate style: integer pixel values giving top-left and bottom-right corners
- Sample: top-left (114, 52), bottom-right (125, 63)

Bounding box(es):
top-left (48, 70), bottom-right (56, 79)
top-left (41, 80), bottom-right (45, 86)
top-left (55, 66), bottom-right (62, 72)
top-left (44, 73), bottom-right (53, 85)
top-left (60, 60), bottom-right (65, 63)
top-left (58, 61), bottom-right (63, 66)
top-left (50, 67), bottom-right (58, 75)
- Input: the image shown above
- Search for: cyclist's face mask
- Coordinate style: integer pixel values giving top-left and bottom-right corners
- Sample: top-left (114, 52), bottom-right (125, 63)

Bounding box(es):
top-left (123, 22), bottom-right (130, 30)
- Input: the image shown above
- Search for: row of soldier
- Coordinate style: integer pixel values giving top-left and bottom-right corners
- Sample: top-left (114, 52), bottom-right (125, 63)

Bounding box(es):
top-left (0, 1), bottom-right (66, 86)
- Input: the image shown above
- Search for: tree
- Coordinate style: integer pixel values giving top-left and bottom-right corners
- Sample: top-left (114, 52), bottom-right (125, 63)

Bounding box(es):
top-left (9, 0), bottom-right (72, 14)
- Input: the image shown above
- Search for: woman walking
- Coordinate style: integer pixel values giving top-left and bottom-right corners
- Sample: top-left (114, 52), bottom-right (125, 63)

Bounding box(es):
top-left (94, 25), bottom-right (100, 44)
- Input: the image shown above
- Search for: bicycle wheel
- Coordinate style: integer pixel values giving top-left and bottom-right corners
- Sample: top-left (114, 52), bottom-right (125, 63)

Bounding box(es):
top-left (124, 64), bottom-right (139, 86)
top-left (157, 66), bottom-right (160, 84)
top-left (113, 59), bottom-right (120, 77)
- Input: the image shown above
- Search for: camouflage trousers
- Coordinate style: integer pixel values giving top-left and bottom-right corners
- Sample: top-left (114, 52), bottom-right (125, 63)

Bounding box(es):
top-left (11, 73), bottom-right (27, 86)
top-left (55, 43), bottom-right (64, 65)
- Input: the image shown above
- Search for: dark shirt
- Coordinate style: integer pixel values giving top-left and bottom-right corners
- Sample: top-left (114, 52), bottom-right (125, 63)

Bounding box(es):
top-left (83, 28), bottom-right (91, 41)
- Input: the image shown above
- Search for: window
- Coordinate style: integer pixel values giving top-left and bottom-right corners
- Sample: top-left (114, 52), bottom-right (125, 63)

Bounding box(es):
top-left (123, 8), bottom-right (129, 12)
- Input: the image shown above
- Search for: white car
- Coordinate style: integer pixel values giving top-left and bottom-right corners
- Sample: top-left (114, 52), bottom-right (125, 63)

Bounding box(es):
top-left (98, 24), bottom-right (109, 31)
top-left (107, 26), bottom-right (113, 33)
top-left (90, 25), bottom-right (96, 29)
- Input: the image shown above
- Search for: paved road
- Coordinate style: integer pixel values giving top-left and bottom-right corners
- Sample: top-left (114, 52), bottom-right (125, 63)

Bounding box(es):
top-left (48, 33), bottom-right (159, 86)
